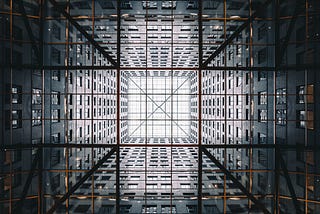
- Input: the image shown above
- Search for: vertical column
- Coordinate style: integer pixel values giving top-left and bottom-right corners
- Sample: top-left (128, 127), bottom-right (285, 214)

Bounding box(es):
top-left (116, 0), bottom-right (121, 213)
top-left (38, 0), bottom-right (45, 213)
top-left (222, 0), bottom-right (227, 213)
top-left (197, 0), bottom-right (203, 213)
top-left (274, 0), bottom-right (280, 213)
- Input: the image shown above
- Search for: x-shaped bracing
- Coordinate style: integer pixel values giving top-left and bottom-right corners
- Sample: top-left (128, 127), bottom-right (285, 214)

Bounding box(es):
top-left (128, 76), bottom-right (190, 137)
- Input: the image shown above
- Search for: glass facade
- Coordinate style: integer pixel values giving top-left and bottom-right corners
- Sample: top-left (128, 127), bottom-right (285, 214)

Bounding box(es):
top-left (1, 0), bottom-right (320, 213)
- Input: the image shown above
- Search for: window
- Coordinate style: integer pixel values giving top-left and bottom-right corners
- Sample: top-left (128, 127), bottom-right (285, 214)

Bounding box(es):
top-left (128, 184), bottom-right (138, 189)
top-left (51, 133), bottom-right (61, 143)
top-left (52, 70), bottom-right (60, 81)
top-left (6, 84), bottom-right (22, 104)
top-left (180, 183), bottom-right (191, 189)
top-left (142, 205), bottom-right (157, 213)
top-left (258, 133), bottom-right (267, 144)
top-left (258, 109), bottom-right (267, 123)
top-left (161, 205), bottom-right (177, 213)
top-left (258, 91), bottom-right (267, 105)
top-left (258, 71), bottom-right (267, 81)
top-left (296, 110), bottom-right (314, 129)
top-left (142, 1), bottom-right (157, 9)
top-left (52, 109), bottom-right (60, 123)
top-left (5, 110), bottom-right (22, 129)
top-left (296, 84), bottom-right (314, 104)
top-left (276, 109), bottom-right (286, 125)
top-left (32, 110), bottom-right (42, 126)
top-left (161, 183), bottom-right (171, 189)
top-left (32, 88), bottom-right (42, 104)
top-left (276, 88), bottom-right (286, 104)
top-left (147, 183), bottom-right (157, 189)
top-left (51, 91), bottom-right (60, 105)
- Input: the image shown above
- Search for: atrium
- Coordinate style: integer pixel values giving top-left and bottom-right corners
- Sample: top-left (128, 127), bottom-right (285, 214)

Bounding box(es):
top-left (1, 0), bottom-right (320, 213)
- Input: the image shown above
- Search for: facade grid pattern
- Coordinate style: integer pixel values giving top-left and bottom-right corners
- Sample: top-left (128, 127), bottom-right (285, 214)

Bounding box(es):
top-left (0, 0), bottom-right (320, 213)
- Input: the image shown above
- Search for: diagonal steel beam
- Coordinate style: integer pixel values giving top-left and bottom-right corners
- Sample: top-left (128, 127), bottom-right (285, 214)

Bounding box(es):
top-left (48, 0), bottom-right (117, 66)
top-left (128, 76), bottom-right (190, 136)
top-left (12, 148), bottom-right (40, 214)
top-left (16, 0), bottom-right (40, 61)
top-left (279, 152), bottom-right (302, 213)
top-left (46, 147), bottom-right (117, 214)
top-left (277, 0), bottom-right (305, 66)
top-left (202, 0), bottom-right (272, 67)
top-left (202, 147), bottom-right (271, 214)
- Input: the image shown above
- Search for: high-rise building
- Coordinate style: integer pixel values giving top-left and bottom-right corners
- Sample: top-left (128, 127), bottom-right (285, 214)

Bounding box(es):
top-left (1, 0), bottom-right (320, 213)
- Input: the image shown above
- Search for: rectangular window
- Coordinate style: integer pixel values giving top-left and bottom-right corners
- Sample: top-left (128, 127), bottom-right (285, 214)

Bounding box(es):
top-left (128, 184), bottom-right (138, 189)
top-left (276, 109), bottom-right (286, 125)
top-left (51, 91), bottom-right (60, 105)
top-left (161, 205), bottom-right (177, 213)
top-left (51, 133), bottom-right (61, 143)
top-left (5, 110), bottom-right (22, 129)
top-left (297, 84), bottom-right (314, 104)
top-left (276, 88), bottom-right (287, 104)
top-left (296, 110), bottom-right (314, 129)
top-left (258, 71), bottom-right (267, 81)
top-left (258, 109), bottom-right (267, 123)
top-left (32, 109), bottom-right (42, 126)
top-left (161, 183), bottom-right (171, 189)
top-left (32, 88), bottom-right (42, 104)
top-left (52, 109), bottom-right (60, 123)
top-left (146, 183), bottom-right (157, 189)
top-left (6, 84), bottom-right (22, 104)
top-left (180, 183), bottom-right (191, 189)
top-left (258, 91), bottom-right (267, 105)
top-left (142, 205), bottom-right (157, 213)
top-left (52, 70), bottom-right (60, 81)
top-left (258, 132), bottom-right (267, 144)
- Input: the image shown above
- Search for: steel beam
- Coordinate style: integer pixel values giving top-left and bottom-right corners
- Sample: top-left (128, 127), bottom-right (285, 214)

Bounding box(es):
top-left (46, 147), bottom-right (116, 214)
top-left (48, 0), bottom-right (117, 66)
top-left (116, 0), bottom-right (121, 212)
top-left (197, 0), bottom-right (203, 211)
top-left (278, 0), bottom-right (305, 66)
top-left (16, 0), bottom-right (40, 61)
top-left (3, 143), bottom-right (320, 150)
top-left (279, 152), bottom-right (302, 213)
top-left (202, 147), bottom-right (271, 214)
top-left (202, 0), bottom-right (272, 67)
